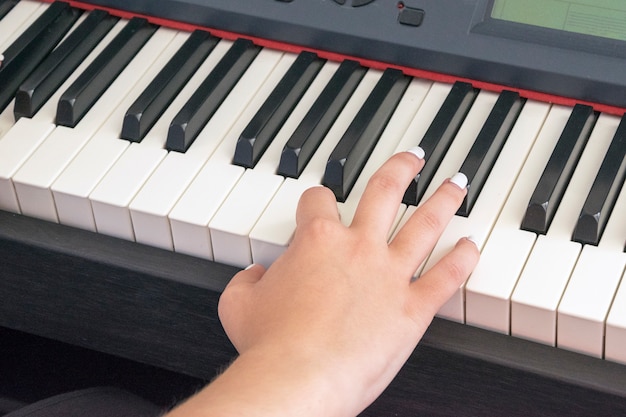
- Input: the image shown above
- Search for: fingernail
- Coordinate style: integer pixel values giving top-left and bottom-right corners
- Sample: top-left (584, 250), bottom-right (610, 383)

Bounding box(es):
top-left (466, 235), bottom-right (480, 247)
top-left (245, 264), bottom-right (256, 271)
top-left (406, 146), bottom-right (425, 160)
top-left (449, 172), bottom-right (468, 190)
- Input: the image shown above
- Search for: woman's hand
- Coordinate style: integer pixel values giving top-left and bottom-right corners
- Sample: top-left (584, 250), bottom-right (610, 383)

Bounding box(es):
top-left (167, 148), bottom-right (479, 417)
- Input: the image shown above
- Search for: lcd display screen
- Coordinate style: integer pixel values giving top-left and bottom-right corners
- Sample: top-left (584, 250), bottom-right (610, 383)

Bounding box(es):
top-left (491, 0), bottom-right (626, 41)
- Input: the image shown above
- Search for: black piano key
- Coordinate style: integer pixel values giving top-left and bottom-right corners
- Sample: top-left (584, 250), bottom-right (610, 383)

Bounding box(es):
top-left (403, 81), bottom-right (478, 206)
top-left (322, 68), bottom-right (411, 202)
top-left (0, 1), bottom-right (80, 112)
top-left (456, 90), bottom-right (525, 217)
top-left (166, 38), bottom-right (261, 153)
top-left (277, 59), bottom-right (366, 178)
top-left (572, 115), bottom-right (626, 246)
top-left (121, 30), bottom-right (219, 142)
top-left (14, 10), bottom-right (118, 120)
top-left (521, 104), bottom-right (598, 235)
top-left (0, 0), bottom-right (18, 20)
top-left (56, 17), bottom-right (157, 128)
top-left (233, 51), bottom-right (325, 168)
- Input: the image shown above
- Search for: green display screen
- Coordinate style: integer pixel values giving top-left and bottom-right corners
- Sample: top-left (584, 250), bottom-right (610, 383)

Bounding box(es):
top-left (491, 0), bottom-right (626, 41)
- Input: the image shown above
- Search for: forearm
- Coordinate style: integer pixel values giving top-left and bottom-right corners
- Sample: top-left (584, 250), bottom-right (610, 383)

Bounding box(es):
top-left (165, 347), bottom-right (353, 417)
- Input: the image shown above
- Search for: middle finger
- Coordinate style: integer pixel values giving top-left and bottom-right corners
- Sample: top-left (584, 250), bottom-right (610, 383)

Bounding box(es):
top-left (389, 173), bottom-right (468, 267)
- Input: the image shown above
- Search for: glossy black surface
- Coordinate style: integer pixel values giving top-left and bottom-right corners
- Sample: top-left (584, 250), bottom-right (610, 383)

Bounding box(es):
top-left (403, 81), bottom-right (477, 206)
top-left (323, 68), bottom-right (410, 202)
top-left (55, 17), bottom-right (157, 127)
top-left (121, 30), bottom-right (219, 142)
top-left (14, 9), bottom-right (117, 119)
top-left (521, 105), bottom-right (597, 235)
top-left (0, 1), bottom-right (80, 112)
top-left (457, 90), bottom-right (524, 217)
top-left (572, 115), bottom-right (626, 245)
top-left (0, 0), bottom-right (18, 20)
top-left (233, 51), bottom-right (324, 168)
top-left (166, 38), bottom-right (260, 153)
top-left (277, 59), bottom-right (365, 178)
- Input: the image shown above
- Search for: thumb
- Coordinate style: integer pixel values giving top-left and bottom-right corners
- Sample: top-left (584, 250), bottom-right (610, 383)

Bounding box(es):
top-left (218, 264), bottom-right (266, 339)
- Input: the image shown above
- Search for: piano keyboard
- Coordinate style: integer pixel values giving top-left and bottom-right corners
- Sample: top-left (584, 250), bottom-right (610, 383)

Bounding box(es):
top-left (1, 0), bottom-right (625, 368)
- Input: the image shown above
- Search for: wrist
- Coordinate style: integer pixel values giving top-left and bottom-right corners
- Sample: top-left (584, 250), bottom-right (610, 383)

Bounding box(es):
top-left (166, 344), bottom-right (354, 417)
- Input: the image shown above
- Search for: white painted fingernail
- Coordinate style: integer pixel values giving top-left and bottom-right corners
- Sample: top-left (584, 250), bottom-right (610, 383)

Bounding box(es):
top-left (406, 146), bottom-right (425, 160)
top-left (449, 172), bottom-right (468, 190)
top-left (467, 235), bottom-right (480, 247)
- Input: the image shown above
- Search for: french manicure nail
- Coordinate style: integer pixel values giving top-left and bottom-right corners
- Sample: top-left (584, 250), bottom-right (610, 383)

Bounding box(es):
top-left (449, 172), bottom-right (468, 190)
top-left (407, 146), bottom-right (425, 160)
top-left (245, 264), bottom-right (256, 271)
top-left (466, 235), bottom-right (480, 247)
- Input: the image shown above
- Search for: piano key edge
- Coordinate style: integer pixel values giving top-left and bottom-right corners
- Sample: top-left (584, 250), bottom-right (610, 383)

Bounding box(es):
top-left (1, 210), bottom-right (626, 415)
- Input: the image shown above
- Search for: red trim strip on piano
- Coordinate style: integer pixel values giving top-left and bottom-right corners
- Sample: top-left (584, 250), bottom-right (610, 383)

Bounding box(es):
top-left (41, 0), bottom-right (626, 116)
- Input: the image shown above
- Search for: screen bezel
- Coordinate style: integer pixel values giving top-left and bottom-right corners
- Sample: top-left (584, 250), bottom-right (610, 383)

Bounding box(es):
top-left (472, 0), bottom-right (626, 59)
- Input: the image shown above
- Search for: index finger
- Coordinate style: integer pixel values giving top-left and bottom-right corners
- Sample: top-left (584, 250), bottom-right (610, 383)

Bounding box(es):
top-left (350, 147), bottom-right (425, 238)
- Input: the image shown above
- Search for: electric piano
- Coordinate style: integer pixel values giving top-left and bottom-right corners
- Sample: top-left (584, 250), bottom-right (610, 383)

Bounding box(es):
top-left (1, 0), bottom-right (626, 415)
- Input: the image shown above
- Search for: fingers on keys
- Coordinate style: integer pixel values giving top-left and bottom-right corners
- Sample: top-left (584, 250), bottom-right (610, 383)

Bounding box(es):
top-left (350, 146), bottom-right (425, 238)
top-left (296, 185), bottom-right (341, 227)
top-left (390, 169), bottom-right (469, 268)
top-left (409, 237), bottom-right (480, 320)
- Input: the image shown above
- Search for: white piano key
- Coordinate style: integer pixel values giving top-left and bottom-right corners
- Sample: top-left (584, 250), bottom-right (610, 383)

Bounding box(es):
top-left (89, 39), bottom-right (233, 240)
top-left (391, 82), bottom-right (453, 154)
top-left (51, 31), bottom-right (191, 231)
top-left (128, 48), bottom-right (284, 250)
top-left (209, 170), bottom-right (284, 267)
top-left (170, 54), bottom-right (330, 261)
top-left (511, 113), bottom-right (620, 346)
top-left (0, 103), bottom-right (15, 142)
top-left (606, 265), bottom-right (626, 365)
top-left (247, 67), bottom-right (383, 267)
top-left (169, 162), bottom-right (243, 260)
top-left (0, 19), bottom-right (127, 213)
top-left (11, 26), bottom-right (178, 223)
top-left (464, 105), bottom-right (573, 333)
top-left (558, 245), bottom-right (625, 358)
top-left (433, 100), bottom-right (550, 323)
top-left (558, 180), bottom-right (626, 358)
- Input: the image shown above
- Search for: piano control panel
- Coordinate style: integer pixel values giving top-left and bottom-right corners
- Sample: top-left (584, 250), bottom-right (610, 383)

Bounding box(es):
top-left (82, 0), bottom-right (626, 111)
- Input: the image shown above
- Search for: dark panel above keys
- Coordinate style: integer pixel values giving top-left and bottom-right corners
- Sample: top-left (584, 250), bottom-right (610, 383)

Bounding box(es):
top-left (521, 104), bottom-right (598, 235)
top-left (457, 90), bottom-right (525, 217)
top-left (323, 68), bottom-right (411, 202)
top-left (403, 81), bottom-right (478, 206)
top-left (0, 1), bottom-right (81, 112)
top-left (166, 38), bottom-right (261, 153)
top-left (232, 51), bottom-right (325, 169)
top-left (83, 0), bottom-right (626, 110)
top-left (277, 59), bottom-right (366, 179)
top-left (572, 115), bottom-right (626, 246)
top-left (121, 30), bottom-right (219, 142)
top-left (14, 10), bottom-right (118, 120)
top-left (56, 17), bottom-right (157, 128)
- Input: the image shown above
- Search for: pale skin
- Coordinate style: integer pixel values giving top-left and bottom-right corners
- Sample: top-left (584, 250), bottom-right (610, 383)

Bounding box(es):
top-left (165, 149), bottom-right (480, 417)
